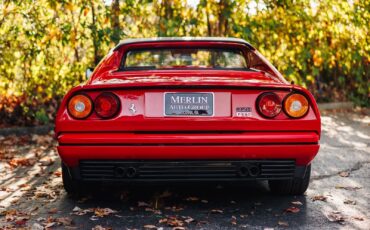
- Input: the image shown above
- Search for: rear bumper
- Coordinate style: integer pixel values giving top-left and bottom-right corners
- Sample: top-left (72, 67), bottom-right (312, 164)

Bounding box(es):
top-left (57, 132), bottom-right (320, 167)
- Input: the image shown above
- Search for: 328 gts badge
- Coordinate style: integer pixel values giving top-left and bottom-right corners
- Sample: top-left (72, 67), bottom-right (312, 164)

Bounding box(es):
top-left (236, 107), bottom-right (252, 117)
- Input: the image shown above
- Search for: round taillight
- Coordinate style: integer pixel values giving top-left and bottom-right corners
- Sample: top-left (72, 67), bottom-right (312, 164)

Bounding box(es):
top-left (257, 92), bottom-right (282, 118)
top-left (67, 94), bottom-right (93, 119)
top-left (283, 93), bottom-right (309, 118)
top-left (94, 92), bottom-right (120, 118)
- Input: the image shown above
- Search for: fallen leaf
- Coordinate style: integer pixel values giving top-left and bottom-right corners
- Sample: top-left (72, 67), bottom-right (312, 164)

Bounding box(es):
top-left (9, 158), bottom-right (36, 167)
top-left (71, 206), bottom-right (93, 216)
top-left (291, 201), bottom-right (303, 206)
top-left (18, 183), bottom-right (30, 188)
top-left (278, 221), bottom-right (289, 227)
top-left (311, 195), bottom-right (327, 202)
top-left (143, 224), bottom-right (157, 229)
top-left (94, 208), bottom-right (117, 217)
top-left (185, 196), bottom-right (199, 201)
top-left (338, 171), bottom-right (350, 177)
top-left (56, 217), bottom-right (73, 226)
top-left (92, 225), bottom-right (112, 230)
top-left (335, 185), bottom-right (362, 191)
top-left (184, 217), bottom-right (194, 224)
top-left (45, 222), bottom-right (56, 228)
top-left (39, 157), bottom-right (54, 166)
top-left (211, 209), bottom-right (223, 214)
top-left (4, 210), bottom-right (20, 221)
top-left (32, 134), bottom-right (53, 145)
top-left (158, 218), bottom-right (167, 224)
top-left (145, 207), bottom-right (161, 214)
top-left (343, 199), bottom-right (356, 205)
top-left (164, 206), bottom-right (184, 212)
top-left (15, 219), bottom-right (27, 226)
top-left (36, 217), bottom-right (46, 222)
top-left (231, 215), bottom-right (237, 225)
top-left (166, 216), bottom-right (184, 227)
top-left (138, 201), bottom-right (150, 207)
top-left (32, 223), bottom-right (44, 230)
top-left (326, 211), bottom-right (346, 224)
top-left (54, 171), bottom-right (62, 177)
top-left (48, 208), bottom-right (58, 214)
top-left (72, 206), bottom-right (82, 212)
top-left (352, 216), bottom-right (364, 221)
top-left (284, 207), bottom-right (300, 213)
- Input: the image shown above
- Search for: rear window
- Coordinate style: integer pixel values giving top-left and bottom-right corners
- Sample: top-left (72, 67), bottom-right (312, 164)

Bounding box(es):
top-left (122, 48), bottom-right (248, 70)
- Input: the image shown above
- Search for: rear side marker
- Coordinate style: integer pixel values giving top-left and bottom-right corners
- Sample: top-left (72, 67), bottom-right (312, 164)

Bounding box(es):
top-left (67, 94), bottom-right (93, 119)
top-left (283, 93), bottom-right (309, 118)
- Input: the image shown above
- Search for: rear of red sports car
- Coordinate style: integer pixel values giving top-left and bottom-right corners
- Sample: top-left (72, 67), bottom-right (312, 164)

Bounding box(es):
top-left (55, 38), bottom-right (321, 195)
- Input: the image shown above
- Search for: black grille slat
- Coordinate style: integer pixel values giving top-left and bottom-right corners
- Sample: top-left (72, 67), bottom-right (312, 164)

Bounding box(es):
top-left (140, 174), bottom-right (235, 178)
top-left (140, 168), bottom-right (237, 173)
top-left (261, 169), bottom-right (295, 172)
top-left (79, 160), bottom-right (296, 181)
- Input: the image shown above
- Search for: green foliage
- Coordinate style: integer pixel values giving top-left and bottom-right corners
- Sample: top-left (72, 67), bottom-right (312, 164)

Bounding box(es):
top-left (0, 0), bottom-right (369, 125)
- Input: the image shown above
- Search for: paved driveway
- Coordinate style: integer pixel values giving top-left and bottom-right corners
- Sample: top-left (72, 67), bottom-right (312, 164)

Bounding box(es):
top-left (0, 112), bottom-right (369, 229)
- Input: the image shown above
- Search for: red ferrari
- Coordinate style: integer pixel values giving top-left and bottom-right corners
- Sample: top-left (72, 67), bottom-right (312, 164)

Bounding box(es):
top-left (55, 37), bottom-right (321, 195)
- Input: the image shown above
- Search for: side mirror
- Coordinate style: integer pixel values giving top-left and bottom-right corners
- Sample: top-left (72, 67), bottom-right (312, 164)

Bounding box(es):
top-left (85, 67), bottom-right (94, 79)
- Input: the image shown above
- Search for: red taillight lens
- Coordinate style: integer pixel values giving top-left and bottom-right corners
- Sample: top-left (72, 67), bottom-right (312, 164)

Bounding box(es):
top-left (257, 92), bottom-right (282, 118)
top-left (94, 92), bottom-right (120, 118)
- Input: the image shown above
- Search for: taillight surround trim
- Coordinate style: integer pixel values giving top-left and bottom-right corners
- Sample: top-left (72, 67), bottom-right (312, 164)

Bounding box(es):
top-left (94, 92), bottom-right (121, 119)
top-left (67, 93), bottom-right (94, 120)
top-left (282, 92), bottom-right (310, 119)
top-left (256, 92), bottom-right (282, 119)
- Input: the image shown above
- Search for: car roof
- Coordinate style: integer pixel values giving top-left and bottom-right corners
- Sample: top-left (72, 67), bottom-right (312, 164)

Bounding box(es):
top-left (113, 37), bottom-right (255, 51)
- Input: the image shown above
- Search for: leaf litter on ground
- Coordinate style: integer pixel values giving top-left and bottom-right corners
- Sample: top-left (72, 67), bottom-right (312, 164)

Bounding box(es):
top-left (284, 207), bottom-right (300, 213)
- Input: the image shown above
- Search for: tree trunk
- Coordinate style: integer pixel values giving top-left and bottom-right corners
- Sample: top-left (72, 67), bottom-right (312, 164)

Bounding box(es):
top-left (206, 9), bottom-right (212, 36)
top-left (90, 1), bottom-right (99, 66)
top-left (111, 0), bottom-right (120, 44)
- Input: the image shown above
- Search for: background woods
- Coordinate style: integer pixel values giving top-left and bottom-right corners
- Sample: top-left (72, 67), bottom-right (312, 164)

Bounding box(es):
top-left (0, 0), bottom-right (369, 126)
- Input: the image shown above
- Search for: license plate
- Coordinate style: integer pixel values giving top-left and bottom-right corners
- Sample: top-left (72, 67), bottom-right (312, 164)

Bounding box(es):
top-left (164, 92), bottom-right (214, 116)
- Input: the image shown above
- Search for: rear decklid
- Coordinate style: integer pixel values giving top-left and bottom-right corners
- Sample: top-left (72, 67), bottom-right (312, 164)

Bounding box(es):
top-left (55, 72), bottom-right (320, 136)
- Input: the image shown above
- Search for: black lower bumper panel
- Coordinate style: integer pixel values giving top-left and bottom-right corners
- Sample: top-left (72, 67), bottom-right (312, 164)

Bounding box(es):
top-left (72, 160), bottom-right (303, 182)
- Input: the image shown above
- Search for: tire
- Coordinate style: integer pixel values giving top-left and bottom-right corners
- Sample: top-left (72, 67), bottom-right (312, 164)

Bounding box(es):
top-left (62, 163), bottom-right (81, 194)
top-left (269, 164), bottom-right (311, 195)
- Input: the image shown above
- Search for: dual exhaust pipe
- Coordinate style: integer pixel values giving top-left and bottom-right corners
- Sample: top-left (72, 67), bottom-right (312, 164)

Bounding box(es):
top-left (113, 164), bottom-right (260, 178)
top-left (238, 164), bottom-right (260, 177)
top-left (114, 166), bottom-right (137, 178)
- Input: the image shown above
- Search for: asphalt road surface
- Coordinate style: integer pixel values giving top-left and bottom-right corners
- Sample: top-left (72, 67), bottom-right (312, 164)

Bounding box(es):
top-left (0, 112), bottom-right (369, 229)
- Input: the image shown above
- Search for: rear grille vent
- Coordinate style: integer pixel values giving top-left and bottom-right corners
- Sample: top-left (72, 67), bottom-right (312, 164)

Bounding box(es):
top-left (79, 160), bottom-right (296, 181)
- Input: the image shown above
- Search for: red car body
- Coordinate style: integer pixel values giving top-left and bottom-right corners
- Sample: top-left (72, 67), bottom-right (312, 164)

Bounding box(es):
top-left (55, 38), bottom-right (320, 195)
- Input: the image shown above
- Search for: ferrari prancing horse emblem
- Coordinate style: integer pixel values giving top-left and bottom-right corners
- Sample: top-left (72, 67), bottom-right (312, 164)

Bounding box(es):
top-left (129, 103), bottom-right (136, 114)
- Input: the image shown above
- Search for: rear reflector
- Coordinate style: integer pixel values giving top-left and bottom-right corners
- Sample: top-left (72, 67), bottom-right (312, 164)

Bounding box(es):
top-left (257, 92), bottom-right (282, 118)
top-left (94, 92), bottom-right (120, 119)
